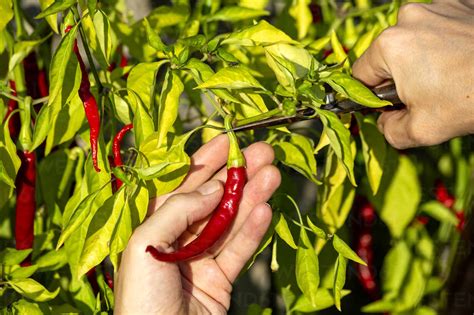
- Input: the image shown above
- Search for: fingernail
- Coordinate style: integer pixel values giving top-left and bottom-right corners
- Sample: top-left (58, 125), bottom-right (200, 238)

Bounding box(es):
top-left (197, 180), bottom-right (221, 195)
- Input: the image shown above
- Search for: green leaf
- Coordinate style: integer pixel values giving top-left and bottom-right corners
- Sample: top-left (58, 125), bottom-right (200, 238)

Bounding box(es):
top-left (138, 132), bottom-right (191, 197)
top-left (196, 66), bottom-right (264, 90)
top-left (143, 18), bottom-right (167, 52)
top-left (145, 4), bottom-right (190, 29)
top-left (82, 9), bottom-right (115, 69)
top-left (291, 288), bottom-right (351, 312)
top-left (8, 265), bottom-right (38, 279)
top-left (264, 44), bottom-right (315, 92)
top-left (9, 38), bottom-right (50, 73)
top-left (31, 26), bottom-right (81, 151)
top-left (0, 111), bottom-right (21, 208)
top-left (333, 254), bottom-right (347, 311)
top-left (9, 278), bottom-right (59, 302)
top-left (135, 162), bottom-right (184, 180)
top-left (281, 285), bottom-right (296, 313)
top-left (332, 234), bottom-right (366, 265)
top-left (355, 113), bottom-right (386, 194)
top-left (0, 0), bottom-right (13, 32)
top-left (0, 248), bottom-right (32, 265)
top-left (110, 183), bottom-right (149, 269)
top-left (57, 186), bottom-right (108, 249)
top-left (296, 227), bottom-right (319, 307)
top-left (157, 69), bottom-right (184, 147)
top-left (420, 201), bottom-right (459, 225)
top-left (208, 6), bottom-right (269, 22)
top-left (306, 217), bottom-right (327, 239)
top-left (35, 248), bottom-right (67, 272)
top-left (11, 299), bottom-right (43, 315)
top-left (329, 31), bottom-right (348, 65)
top-left (130, 93), bottom-right (154, 148)
top-left (273, 133), bottom-right (319, 184)
top-left (315, 108), bottom-right (356, 185)
top-left (38, 0), bottom-right (59, 33)
top-left (289, 0), bottom-right (312, 39)
top-left (275, 213), bottom-right (297, 249)
top-left (321, 72), bottom-right (392, 108)
top-left (361, 299), bottom-right (395, 313)
top-left (222, 20), bottom-right (296, 46)
top-left (381, 240), bottom-right (411, 300)
top-left (414, 306), bottom-right (437, 315)
top-left (396, 259), bottom-right (427, 311)
top-left (0, 159), bottom-right (15, 188)
top-left (246, 304), bottom-right (272, 315)
top-left (45, 93), bottom-right (85, 154)
top-left (78, 190), bottom-right (125, 276)
top-left (35, 0), bottom-right (77, 19)
top-left (373, 154), bottom-right (421, 238)
top-left (127, 61), bottom-right (167, 110)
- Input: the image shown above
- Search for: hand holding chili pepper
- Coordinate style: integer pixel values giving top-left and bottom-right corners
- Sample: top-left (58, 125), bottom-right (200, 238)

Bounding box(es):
top-left (114, 135), bottom-right (280, 314)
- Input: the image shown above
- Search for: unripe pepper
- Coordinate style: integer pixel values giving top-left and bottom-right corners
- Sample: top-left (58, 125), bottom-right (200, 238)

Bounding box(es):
top-left (65, 25), bottom-right (101, 172)
top-left (146, 115), bottom-right (247, 262)
top-left (3, 81), bottom-right (20, 139)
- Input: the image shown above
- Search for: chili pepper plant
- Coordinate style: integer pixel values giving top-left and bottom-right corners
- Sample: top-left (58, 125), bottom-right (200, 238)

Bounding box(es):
top-left (0, 0), bottom-right (472, 314)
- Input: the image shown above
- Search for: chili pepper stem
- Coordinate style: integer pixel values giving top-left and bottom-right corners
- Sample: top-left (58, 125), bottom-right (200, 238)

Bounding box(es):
top-left (224, 115), bottom-right (245, 168)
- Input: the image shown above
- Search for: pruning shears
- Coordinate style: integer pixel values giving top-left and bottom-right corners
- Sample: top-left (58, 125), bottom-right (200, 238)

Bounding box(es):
top-left (229, 83), bottom-right (403, 133)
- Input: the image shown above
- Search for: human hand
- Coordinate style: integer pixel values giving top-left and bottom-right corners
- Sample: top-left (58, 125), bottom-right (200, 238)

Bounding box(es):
top-left (114, 135), bottom-right (281, 314)
top-left (352, 0), bottom-right (474, 149)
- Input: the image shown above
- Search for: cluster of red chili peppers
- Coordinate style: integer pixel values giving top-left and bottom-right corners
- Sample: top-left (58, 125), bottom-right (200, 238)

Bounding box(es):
top-left (146, 115), bottom-right (247, 262)
top-left (434, 180), bottom-right (465, 232)
top-left (65, 25), bottom-right (101, 173)
top-left (353, 197), bottom-right (381, 301)
top-left (6, 52), bottom-right (48, 265)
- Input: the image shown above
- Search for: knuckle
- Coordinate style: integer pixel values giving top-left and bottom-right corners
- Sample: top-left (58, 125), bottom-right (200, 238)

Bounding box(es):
top-left (373, 26), bottom-right (398, 52)
top-left (398, 3), bottom-right (427, 22)
top-left (405, 123), bottom-right (431, 147)
top-left (164, 193), bottom-right (187, 208)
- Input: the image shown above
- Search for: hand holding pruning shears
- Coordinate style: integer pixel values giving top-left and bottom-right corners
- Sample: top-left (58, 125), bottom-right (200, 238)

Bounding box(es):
top-left (115, 135), bottom-right (280, 314)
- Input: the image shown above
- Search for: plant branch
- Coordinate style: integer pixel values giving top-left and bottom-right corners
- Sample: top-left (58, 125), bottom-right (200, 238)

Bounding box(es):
top-left (71, 6), bottom-right (104, 94)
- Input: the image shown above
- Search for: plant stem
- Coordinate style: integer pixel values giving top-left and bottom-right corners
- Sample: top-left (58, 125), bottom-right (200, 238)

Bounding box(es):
top-left (13, 0), bottom-right (25, 38)
top-left (71, 6), bottom-right (104, 95)
top-left (0, 92), bottom-right (22, 103)
top-left (32, 96), bottom-right (49, 106)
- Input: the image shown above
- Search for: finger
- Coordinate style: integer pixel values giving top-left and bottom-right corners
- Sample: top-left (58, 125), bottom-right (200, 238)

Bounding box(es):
top-left (352, 28), bottom-right (394, 87)
top-left (134, 180), bottom-right (224, 250)
top-left (149, 141), bottom-right (275, 212)
top-left (181, 165), bottom-right (280, 249)
top-left (210, 142), bottom-right (275, 184)
top-left (377, 109), bottom-right (413, 149)
top-left (176, 134), bottom-right (229, 193)
top-left (215, 203), bottom-right (273, 282)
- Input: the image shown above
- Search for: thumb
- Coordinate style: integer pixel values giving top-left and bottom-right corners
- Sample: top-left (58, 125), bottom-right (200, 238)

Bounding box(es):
top-left (352, 29), bottom-right (393, 87)
top-left (134, 180), bottom-right (224, 249)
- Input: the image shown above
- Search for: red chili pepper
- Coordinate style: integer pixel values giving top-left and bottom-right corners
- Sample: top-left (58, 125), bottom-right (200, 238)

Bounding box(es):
top-left (353, 197), bottom-right (380, 300)
top-left (112, 124), bottom-right (133, 189)
top-left (23, 52), bottom-right (49, 99)
top-left (434, 180), bottom-right (465, 232)
top-left (3, 81), bottom-right (20, 139)
top-left (455, 211), bottom-right (466, 232)
top-left (65, 25), bottom-right (101, 172)
top-left (15, 151), bottom-right (36, 266)
top-left (434, 180), bottom-right (455, 208)
top-left (146, 116), bottom-right (247, 262)
top-left (104, 271), bottom-right (114, 290)
top-left (86, 268), bottom-right (99, 295)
